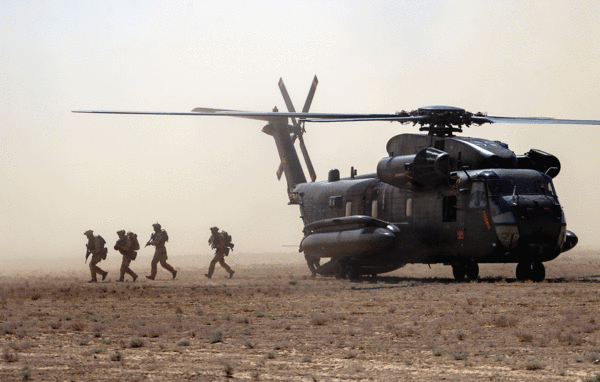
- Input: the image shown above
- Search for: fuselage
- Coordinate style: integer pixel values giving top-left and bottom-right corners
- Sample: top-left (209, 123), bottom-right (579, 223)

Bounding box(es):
top-left (294, 168), bottom-right (567, 269)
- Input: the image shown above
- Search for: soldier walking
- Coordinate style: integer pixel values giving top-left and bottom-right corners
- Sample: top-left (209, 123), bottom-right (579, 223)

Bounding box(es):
top-left (305, 253), bottom-right (321, 277)
top-left (84, 230), bottom-right (108, 283)
top-left (114, 230), bottom-right (139, 282)
top-left (205, 226), bottom-right (234, 279)
top-left (145, 223), bottom-right (177, 280)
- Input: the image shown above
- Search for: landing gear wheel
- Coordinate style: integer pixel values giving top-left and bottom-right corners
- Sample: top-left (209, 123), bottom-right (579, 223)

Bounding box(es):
top-left (465, 263), bottom-right (479, 281)
top-left (516, 262), bottom-right (531, 281)
top-left (530, 262), bottom-right (545, 282)
top-left (452, 264), bottom-right (466, 281)
top-left (348, 266), bottom-right (362, 280)
top-left (334, 260), bottom-right (348, 280)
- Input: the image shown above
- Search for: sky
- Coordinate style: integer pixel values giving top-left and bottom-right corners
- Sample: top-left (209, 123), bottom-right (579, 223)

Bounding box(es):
top-left (1, 0), bottom-right (600, 264)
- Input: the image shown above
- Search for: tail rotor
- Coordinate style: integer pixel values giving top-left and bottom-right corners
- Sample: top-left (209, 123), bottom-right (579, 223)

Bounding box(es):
top-left (276, 75), bottom-right (318, 182)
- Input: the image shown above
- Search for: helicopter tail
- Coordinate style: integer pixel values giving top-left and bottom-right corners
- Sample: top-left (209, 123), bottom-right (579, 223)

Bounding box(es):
top-left (260, 76), bottom-right (319, 199)
top-left (261, 115), bottom-right (307, 197)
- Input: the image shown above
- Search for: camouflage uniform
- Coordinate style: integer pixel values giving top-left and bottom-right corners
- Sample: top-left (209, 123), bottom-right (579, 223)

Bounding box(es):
top-left (146, 223), bottom-right (177, 280)
top-left (114, 230), bottom-right (138, 282)
top-left (305, 253), bottom-right (321, 277)
top-left (205, 227), bottom-right (234, 279)
top-left (84, 230), bottom-right (108, 282)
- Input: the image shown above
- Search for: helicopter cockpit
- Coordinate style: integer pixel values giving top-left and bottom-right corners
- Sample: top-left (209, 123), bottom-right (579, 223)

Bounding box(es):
top-left (486, 176), bottom-right (556, 197)
top-left (471, 169), bottom-right (565, 257)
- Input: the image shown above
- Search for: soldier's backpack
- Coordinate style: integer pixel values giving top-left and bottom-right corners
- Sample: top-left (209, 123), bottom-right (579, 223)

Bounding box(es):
top-left (128, 232), bottom-right (140, 251)
top-left (97, 235), bottom-right (107, 260)
top-left (162, 229), bottom-right (169, 242)
top-left (221, 231), bottom-right (234, 254)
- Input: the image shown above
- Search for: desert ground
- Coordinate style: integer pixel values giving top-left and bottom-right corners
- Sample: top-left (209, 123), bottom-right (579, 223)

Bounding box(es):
top-left (1, 249), bottom-right (600, 381)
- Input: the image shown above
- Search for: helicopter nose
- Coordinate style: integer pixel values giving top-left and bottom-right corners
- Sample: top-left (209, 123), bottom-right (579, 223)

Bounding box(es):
top-left (512, 197), bottom-right (563, 261)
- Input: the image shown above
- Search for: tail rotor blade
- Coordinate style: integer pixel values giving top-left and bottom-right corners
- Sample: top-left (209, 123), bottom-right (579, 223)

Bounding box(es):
top-left (301, 75), bottom-right (318, 113)
top-left (278, 78), bottom-right (298, 126)
top-left (298, 134), bottom-right (316, 182)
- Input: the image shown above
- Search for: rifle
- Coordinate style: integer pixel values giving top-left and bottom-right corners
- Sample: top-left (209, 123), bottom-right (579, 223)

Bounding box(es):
top-left (145, 232), bottom-right (155, 248)
top-left (85, 244), bottom-right (90, 263)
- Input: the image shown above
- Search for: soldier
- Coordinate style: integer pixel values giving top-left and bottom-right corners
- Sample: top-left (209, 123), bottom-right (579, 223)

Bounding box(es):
top-left (84, 230), bottom-right (108, 283)
top-left (145, 223), bottom-right (177, 280)
top-left (114, 230), bottom-right (139, 282)
top-left (305, 253), bottom-right (321, 277)
top-left (205, 226), bottom-right (234, 279)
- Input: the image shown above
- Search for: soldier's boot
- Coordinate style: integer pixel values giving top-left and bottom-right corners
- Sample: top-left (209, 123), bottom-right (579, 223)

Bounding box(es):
top-left (116, 279), bottom-right (124, 282)
top-left (229, 270), bottom-right (235, 279)
top-left (146, 275), bottom-right (155, 280)
top-left (205, 273), bottom-right (211, 279)
top-left (88, 279), bottom-right (97, 283)
top-left (132, 274), bottom-right (138, 282)
top-left (172, 270), bottom-right (177, 280)
top-left (102, 272), bottom-right (108, 281)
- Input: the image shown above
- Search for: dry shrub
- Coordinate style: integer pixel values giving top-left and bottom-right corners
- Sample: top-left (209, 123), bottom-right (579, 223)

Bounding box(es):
top-left (110, 351), bottom-right (123, 361)
top-left (2, 348), bottom-right (19, 362)
top-left (490, 314), bottom-right (518, 328)
top-left (524, 358), bottom-right (544, 370)
top-left (91, 323), bottom-right (104, 337)
top-left (235, 315), bottom-right (251, 324)
top-left (557, 331), bottom-right (585, 346)
top-left (514, 329), bottom-right (534, 343)
top-left (177, 339), bottom-right (190, 347)
top-left (143, 325), bottom-right (165, 338)
top-left (452, 350), bottom-right (468, 360)
top-left (536, 336), bottom-right (550, 347)
top-left (70, 321), bottom-right (86, 331)
top-left (310, 314), bottom-right (328, 326)
top-left (586, 352), bottom-right (600, 363)
top-left (1, 321), bottom-right (21, 335)
top-left (209, 329), bottom-right (223, 343)
top-left (129, 337), bottom-right (145, 348)
top-left (398, 326), bottom-right (419, 338)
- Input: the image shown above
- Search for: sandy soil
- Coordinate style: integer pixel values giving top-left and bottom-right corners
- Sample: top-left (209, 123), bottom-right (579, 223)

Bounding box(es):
top-left (1, 249), bottom-right (600, 381)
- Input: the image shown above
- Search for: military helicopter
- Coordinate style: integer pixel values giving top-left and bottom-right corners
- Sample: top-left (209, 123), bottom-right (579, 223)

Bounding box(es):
top-left (74, 76), bottom-right (600, 282)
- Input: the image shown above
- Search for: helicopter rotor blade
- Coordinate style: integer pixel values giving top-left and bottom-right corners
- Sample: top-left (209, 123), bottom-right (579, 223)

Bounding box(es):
top-left (473, 115), bottom-right (600, 125)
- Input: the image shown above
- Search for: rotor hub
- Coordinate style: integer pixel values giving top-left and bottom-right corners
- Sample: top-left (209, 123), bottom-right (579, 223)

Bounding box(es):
top-left (402, 106), bottom-right (487, 137)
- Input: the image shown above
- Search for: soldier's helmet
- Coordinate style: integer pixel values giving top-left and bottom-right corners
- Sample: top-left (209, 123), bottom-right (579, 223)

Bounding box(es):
top-left (117, 230), bottom-right (126, 236)
top-left (152, 223), bottom-right (161, 229)
top-left (210, 226), bottom-right (219, 232)
top-left (84, 230), bottom-right (93, 236)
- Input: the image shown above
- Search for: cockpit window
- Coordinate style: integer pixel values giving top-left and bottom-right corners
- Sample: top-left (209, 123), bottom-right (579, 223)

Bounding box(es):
top-left (469, 182), bottom-right (487, 208)
top-left (487, 179), bottom-right (513, 196)
top-left (487, 178), bottom-right (550, 196)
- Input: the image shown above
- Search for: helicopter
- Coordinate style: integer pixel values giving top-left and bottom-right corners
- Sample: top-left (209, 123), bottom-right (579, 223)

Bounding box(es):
top-left (74, 76), bottom-right (600, 282)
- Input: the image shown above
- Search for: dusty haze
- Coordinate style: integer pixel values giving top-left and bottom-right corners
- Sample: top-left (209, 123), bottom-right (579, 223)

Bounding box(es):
top-left (1, 1), bottom-right (600, 265)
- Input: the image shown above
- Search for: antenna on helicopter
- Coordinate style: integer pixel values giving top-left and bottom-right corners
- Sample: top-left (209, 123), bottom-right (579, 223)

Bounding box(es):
top-left (276, 76), bottom-right (318, 182)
